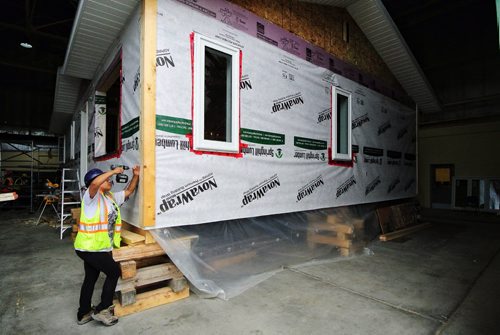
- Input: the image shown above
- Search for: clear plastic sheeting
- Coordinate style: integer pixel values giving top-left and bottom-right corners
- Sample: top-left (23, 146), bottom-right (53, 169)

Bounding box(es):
top-left (152, 204), bottom-right (381, 299)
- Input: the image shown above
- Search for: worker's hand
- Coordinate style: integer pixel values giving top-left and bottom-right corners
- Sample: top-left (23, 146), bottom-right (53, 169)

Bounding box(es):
top-left (112, 166), bottom-right (124, 174)
top-left (132, 165), bottom-right (140, 176)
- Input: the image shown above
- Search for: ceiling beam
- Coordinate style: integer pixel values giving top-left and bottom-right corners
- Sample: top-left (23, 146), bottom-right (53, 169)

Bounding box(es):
top-left (0, 22), bottom-right (68, 42)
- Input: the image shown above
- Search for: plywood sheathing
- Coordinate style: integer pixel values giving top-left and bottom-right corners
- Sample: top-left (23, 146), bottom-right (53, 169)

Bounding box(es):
top-left (228, 0), bottom-right (402, 91)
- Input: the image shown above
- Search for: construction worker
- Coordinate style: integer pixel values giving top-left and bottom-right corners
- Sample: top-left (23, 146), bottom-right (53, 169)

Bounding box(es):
top-left (74, 165), bottom-right (140, 326)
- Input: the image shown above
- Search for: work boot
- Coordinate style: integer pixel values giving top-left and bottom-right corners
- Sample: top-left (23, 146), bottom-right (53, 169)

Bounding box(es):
top-left (77, 306), bottom-right (95, 325)
top-left (92, 305), bottom-right (118, 326)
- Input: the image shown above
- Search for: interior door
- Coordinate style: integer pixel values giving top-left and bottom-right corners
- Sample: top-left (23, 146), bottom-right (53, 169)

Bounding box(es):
top-left (430, 164), bottom-right (454, 208)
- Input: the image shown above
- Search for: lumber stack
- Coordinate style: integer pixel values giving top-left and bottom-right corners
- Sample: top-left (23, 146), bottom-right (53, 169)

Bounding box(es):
top-left (306, 214), bottom-right (366, 257)
top-left (376, 202), bottom-right (429, 241)
top-left (111, 223), bottom-right (189, 317)
top-left (71, 207), bottom-right (81, 241)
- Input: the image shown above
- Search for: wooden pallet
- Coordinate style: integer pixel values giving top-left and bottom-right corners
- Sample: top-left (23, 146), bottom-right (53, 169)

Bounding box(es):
top-left (306, 214), bottom-right (366, 256)
top-left (111, 225), bottom-right (190, 316)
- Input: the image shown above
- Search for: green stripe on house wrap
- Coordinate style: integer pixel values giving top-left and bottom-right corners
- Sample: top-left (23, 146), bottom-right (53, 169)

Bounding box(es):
top-left (156, 115), bottom-right (192, 135)
top-left (121, 117), bottom-right (140, 138)
top-left (294, 136), bottom-right (327, 150)
top-left (241, 128), bottom-right (285, 145)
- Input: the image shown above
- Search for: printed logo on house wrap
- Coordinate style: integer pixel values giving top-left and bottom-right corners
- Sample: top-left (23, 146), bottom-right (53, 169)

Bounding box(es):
top-left (156, 115), bottom-right (192, 135)
top-left (278, 55), bottom-right (299, 70)
top-left (241, 174), bottom-right (280, 207)
top-left (297, 175), bottom-right (324, 202)
top-left (352, 113), bottom-right (370, 130)
top-left (133, 67), bottom-right (140, 93)
top-left (397, 125), bottom-right (409, 140)
top-left (280, 37), bottom-right (300, 56)
top-left (272, 93), bottom-right (304, 113)
top-left (240, 75), bottom-right (252, 90)
top-left (306, 47), bottom-right (325, 66)
top-left (336, 176), bottom-right (356, 198)
top-left (404, 178), bottom-right (416, 192)
top-left (386, 150), bottom-right (402, 166)
top-left (156, 49), bottom-right (175, 68)
top-left (256, 22), bottom-right (278, 46)
top-left (156, 135), bottom-right (190, 151)
top-left (387, 177), bottom-right (400, 194)
top-left (215, 29), bottom-right (244, 49)
top-left (365, 176), bottom-right (381, 196)
top-left (355, 87), bottom-right (366, 97)
top-left (363, 146), bottom-right (383, 165)
top-left (317, 107), bottom-right (331, 124)
top-left (404, 153), bottom-right (416, 167)
top-left (321, 70), bottom-right (338, 86)
top-left (158, 173), bottom-right (217, 214)
top-left (122, 137), bottom-right (139, 152)
top-left (281, 70), bottom-right (296, 82)
top-left (241, 128), bottom-right (285, 159)
top-left (378, 121), bottom-right (391, 135)
top-left (294, 137), bottom-right (327, 161)
top-left (219, 7), bottom-right (248, 31)
top-left (177, 0), bottom-right (216, 17)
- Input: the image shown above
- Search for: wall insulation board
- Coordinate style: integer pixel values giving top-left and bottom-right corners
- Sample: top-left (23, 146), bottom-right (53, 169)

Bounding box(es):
top-left (154, 0), bottom-right (416, 228)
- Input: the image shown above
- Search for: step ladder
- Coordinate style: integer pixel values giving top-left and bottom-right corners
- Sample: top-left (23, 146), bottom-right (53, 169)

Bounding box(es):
top-left (60, 168), bottom-right (82, 239)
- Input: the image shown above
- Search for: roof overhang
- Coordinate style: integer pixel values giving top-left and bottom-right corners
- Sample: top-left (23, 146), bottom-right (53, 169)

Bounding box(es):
top-left (300, 0), bottom-right (442, 113)
top-left (50, 0), bottom-right (139, 134)
top-left (62, 0), bottom-right (140, 79)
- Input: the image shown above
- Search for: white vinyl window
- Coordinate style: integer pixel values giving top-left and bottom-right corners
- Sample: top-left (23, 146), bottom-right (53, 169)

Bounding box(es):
top-left (331, 86), bottom-right (352, 161)
top-left (193, 33), bottom-right (240, 153)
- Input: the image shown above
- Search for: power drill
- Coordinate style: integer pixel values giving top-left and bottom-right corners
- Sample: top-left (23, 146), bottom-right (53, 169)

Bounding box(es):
top-left (110, 165), bottom-right (129, 183)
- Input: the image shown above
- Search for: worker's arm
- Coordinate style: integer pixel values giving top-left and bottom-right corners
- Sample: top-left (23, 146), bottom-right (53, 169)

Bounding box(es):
top-left (88, 167), bottom-right (124, 198)
top-left (124, 166), bottom-right (140, 199)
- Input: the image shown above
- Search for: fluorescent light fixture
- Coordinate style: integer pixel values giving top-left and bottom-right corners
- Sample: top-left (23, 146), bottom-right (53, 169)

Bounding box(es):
top-left (20, 42), bottom-right (32, 49)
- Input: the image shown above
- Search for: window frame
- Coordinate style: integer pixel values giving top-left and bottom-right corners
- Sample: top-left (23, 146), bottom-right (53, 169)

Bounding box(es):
top-left (331, 86), bottom-right (352, 162)
top-left (93, 52), bottom-right (122, 161)
top-left (192, 33), bottom-right (241, 154)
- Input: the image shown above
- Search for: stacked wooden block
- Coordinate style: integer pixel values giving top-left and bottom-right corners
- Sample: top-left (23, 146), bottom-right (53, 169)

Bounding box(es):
top-left (306, 214), bottom-right (366, 256)
top-left (111, 223), bottom-right (190, 316)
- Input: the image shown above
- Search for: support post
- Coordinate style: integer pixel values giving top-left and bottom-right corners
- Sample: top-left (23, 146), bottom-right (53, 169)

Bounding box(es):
top-left (140, 0), bottom-right (157, 227)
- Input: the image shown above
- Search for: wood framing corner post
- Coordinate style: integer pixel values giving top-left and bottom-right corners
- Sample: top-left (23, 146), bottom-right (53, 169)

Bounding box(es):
top-left (140, 0), bottom-right (157, 227)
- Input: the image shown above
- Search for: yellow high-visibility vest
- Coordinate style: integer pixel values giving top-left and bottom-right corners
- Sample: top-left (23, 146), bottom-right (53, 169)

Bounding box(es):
top-left (74, 191), bottom-right (121, 251)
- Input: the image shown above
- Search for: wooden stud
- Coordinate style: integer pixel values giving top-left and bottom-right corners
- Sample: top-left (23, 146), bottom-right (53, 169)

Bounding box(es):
top-left (379, 223), bottom-right (431, 242)
top-left (168, 277), bottom-right (188, 293)
top-left (122, 221), bottom-right (156, 244)
top-left (140, 0), bottom-right (157, 227)
top-left (112, 243), bottom-right (165, 262)
top-left (118, 287), bottom-right (137, 306)
top-left (116, 262), bottom-right (183, 292)
top-left (113, 286), bottom-right (189, 317)
top-left (121, 230), bottom-right (146, 246)
top-left (120, 260), bottom-right (137, 280)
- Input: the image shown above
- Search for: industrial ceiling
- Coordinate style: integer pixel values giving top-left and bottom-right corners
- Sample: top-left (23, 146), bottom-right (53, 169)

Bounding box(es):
top-left (0, 0), bottom-right (498, 135)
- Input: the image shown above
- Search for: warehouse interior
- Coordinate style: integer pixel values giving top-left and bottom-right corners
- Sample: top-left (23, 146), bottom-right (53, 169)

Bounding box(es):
top-left (1, 0), bottom-right (499, 334)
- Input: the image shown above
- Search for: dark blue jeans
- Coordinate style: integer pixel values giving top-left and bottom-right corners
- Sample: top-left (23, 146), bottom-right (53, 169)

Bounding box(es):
top-left (75, 250), bottom-right (121, 318)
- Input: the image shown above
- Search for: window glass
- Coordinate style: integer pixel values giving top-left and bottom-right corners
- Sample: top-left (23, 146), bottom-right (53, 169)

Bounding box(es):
top-left (193, 33), bottom-right (240, 153)
top-left (331, 86), bottom-right (351, 161)
top-left (336, 93), bottom-right (348, 155)
top-left (204, 46), bottom-right (232, 143)
top-left (94, 56), bottom-right (121, 159)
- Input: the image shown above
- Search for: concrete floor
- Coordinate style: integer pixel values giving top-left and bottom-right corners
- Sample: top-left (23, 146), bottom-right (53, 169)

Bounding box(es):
top-left (1, 209), bottom-right (499, 335)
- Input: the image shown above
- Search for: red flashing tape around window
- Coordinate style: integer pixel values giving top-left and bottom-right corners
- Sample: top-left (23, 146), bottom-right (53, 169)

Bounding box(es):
top-left (327, 147), bottom-right (355, 167)
top-left (94, 50), bottom-right (123, 162)
top-left (188, 33), bottom-right (244, 158)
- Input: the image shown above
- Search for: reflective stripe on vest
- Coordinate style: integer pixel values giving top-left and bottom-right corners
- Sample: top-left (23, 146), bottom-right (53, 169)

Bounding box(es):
top-left (74, 191), bottom-right (122, 251)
